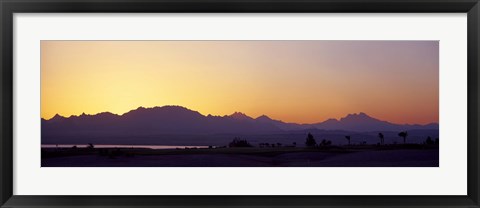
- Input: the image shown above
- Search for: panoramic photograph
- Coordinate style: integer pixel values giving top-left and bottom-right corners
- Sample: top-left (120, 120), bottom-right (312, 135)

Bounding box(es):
top-left (41, 40), bottom-right (439, 167)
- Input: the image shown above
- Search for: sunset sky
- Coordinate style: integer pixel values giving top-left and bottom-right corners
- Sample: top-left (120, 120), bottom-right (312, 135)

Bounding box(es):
top-left (41, 41), bottom-right (438, 124)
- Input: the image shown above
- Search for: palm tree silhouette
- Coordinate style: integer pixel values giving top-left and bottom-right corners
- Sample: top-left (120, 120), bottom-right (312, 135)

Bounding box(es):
top-left (398, 131), bottom-right (408, 144)
top-left (378, 133), bottom-right (384, 145)
top-left (345, 136), bottom-right (351, 146)
top-left (305, 133), bottom-right (316, 147)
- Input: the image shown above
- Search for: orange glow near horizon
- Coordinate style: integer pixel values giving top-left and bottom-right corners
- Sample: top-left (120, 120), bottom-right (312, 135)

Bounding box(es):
top-left (41, 41), bottom-right (439, 124)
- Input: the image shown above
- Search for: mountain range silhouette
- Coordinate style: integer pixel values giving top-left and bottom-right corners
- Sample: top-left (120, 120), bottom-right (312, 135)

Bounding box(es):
top-left (42, 105), bottom-right (438, 138)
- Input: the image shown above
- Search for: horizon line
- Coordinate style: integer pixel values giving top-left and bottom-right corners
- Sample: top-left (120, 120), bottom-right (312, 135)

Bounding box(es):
top-left (41, 105), bottom-right (439, 126)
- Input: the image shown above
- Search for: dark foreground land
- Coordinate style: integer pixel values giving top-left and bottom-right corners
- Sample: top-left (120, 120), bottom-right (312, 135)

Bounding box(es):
top-left (42, 145), bottom-right (439, 167)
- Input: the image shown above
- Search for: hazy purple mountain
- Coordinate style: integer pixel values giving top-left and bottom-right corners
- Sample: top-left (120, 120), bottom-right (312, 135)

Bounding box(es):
top-left (255, 115), bottom-right (310, 131)
top-left (229, 112), bottom-right (254, 121)
top-left (312, 112), bottom-right (439, 132)
top-left (251, 112), bottom-right (438, 132)
top-left (41, 105), bottom-right (438, 144)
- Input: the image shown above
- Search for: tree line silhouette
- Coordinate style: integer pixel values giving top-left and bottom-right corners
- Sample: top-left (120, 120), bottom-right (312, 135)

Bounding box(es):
top-left (227, 131), bottom-right (438, 148)
top-left (228, 138), bottom-right (253, 147)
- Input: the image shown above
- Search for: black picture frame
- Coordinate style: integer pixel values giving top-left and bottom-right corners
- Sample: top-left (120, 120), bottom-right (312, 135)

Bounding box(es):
top-left (1, 0), bottom-right (479, 207)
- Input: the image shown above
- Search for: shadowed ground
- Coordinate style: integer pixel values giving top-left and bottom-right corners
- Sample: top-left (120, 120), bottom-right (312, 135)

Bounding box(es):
top-left (41, 148), bottom-right (439, 167)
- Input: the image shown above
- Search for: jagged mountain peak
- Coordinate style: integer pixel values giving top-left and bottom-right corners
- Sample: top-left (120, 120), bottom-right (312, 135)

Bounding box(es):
top-left (124, 105), bottom-right (202, 116)
top-left (256, 115), bottom-right (272, 121)
top-left (340, 112), bottom-right (376, 121)
top-left (49, 113), bottom-right (66, 121)
top-left (229, 112), bottom-right (253, 120)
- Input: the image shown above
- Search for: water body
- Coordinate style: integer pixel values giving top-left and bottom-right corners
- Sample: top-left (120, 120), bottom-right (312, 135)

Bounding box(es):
top-left (41, 144), bottom-right (210, 149)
